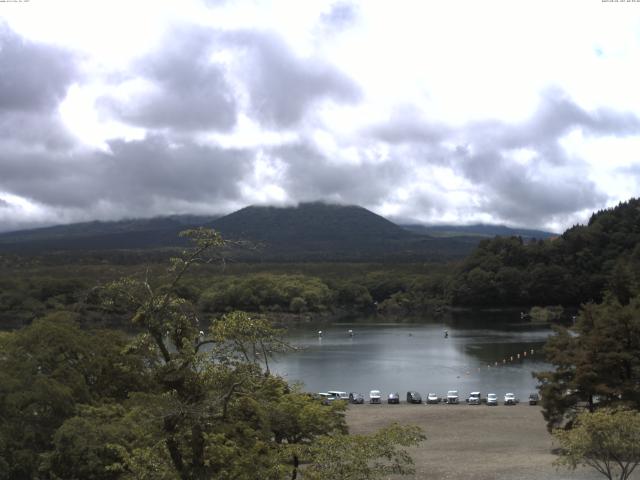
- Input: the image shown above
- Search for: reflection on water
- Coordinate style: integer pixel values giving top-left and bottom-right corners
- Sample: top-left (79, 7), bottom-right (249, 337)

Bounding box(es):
top-left (270, 313), bottom-right (552, 399)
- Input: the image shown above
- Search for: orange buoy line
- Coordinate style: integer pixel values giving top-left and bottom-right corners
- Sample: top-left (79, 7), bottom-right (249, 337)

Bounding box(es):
top-left (472, 348), bottom-right (538, 374)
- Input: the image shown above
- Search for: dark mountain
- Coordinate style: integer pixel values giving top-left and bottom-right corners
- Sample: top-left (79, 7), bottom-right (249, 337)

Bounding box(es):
top-left (210, 203), bottom-right (408, 243)
top-left (0, 215), bottom-right (218, 252)
top-left (402, 223), bottom-right (556, 239)
top-left (0, 203), bottom-right (478, 261)
top-left (206, 202), bottom-right (479, 261)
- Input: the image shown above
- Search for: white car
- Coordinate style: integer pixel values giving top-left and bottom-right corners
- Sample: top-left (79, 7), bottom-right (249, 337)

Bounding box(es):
top-left (446, 390), bottom-right (459, 404)
top-left (467, 392), bottom-right (481, 405)
top-left (369, 390), bottom-right (382, 404)
top-left (504, 393), bottom-right (518, 405)
top-left (328, 391), bottom-right (349, 401)
top-left (487, 393), bottom-right (498, 406)
top-left (318, 392), bottom-right (333, 405)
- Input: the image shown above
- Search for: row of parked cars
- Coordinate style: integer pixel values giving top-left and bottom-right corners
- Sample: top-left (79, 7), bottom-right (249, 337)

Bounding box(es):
top-left (318, 390), bottom-right (540, 405)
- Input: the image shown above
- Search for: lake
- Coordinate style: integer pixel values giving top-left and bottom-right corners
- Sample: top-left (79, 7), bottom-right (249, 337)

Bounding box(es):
top-left (270, 312), bottom-right (553, 400)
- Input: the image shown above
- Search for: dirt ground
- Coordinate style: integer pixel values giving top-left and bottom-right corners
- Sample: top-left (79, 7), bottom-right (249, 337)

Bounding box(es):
top-left (346, 403), bottom-right (623, 480)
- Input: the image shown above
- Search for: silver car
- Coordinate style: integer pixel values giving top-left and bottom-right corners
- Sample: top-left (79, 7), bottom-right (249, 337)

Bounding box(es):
top-left (446, 390), bottom-right (459, 404)
top-left (426, 393), bottom-right (441, 404)
top-left (487, 393), bottom-right (498, 406)
top-left (467, 392), bottom-right (482, 405)
top-left (369, 389), bottom-right (382, 404)
top-left (504, 393), bottom-right (518, 405)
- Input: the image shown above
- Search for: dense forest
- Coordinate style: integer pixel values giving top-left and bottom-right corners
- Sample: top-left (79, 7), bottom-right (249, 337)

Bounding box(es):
top-left (449, 198), bottom-right (640, 307)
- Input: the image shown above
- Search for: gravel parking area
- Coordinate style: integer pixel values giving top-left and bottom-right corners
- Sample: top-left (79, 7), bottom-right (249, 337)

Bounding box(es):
top-left (346, 403), bottom-right (619, 480)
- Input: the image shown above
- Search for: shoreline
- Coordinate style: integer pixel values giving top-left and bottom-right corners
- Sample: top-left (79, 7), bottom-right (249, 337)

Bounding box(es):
top-left (346, 403), bottom-right (609, 480)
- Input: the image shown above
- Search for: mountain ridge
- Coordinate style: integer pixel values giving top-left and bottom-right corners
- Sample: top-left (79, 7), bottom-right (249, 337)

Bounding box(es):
top-left (0, 203), bottom-right (555, 261)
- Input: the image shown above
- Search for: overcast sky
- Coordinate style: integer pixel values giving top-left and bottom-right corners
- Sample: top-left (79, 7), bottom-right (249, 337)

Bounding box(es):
top-left (1, 0), bottom-right (640, 233)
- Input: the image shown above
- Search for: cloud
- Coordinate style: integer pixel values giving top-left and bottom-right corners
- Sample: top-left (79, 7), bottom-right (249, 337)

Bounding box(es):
top-left (0, 198), bottom-right (9, 208)
top-left (100, 26), bottom-right (237, 132)
top-left (366, 107), bottom-right (450, 145)
top-left (0, 24), bottom-right (77, 113)
top-left (0, 111), bottom-right (76, 152)
top-left (270, 141), bottom-right (410, 206)
top-left (0, 25), bottom-right (78, 157)
top-left (0, 134), bottom-right (253, 214)
top-left (319, 2), bottom-right (359, 32)
top-left (224, 30), bottom-right (362, 128)
top-left (365, 89), bottom-right (639, 226)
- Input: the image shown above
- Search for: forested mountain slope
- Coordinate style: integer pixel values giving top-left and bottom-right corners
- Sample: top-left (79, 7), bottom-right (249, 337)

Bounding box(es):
top-left (449, 198), bottom-right (640, 306)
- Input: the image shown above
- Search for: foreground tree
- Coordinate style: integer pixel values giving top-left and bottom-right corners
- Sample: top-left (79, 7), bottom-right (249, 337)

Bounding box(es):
top-left (535, 294), bottom-right (640, 430)
top-left (0, 313), bottom-right (152, 480)
top-left (301, 423), bottom-right (425, 480)
top-left (554, 408), bottom-right (640, 480)
top-left (86, 228), bottom-right (422, 479)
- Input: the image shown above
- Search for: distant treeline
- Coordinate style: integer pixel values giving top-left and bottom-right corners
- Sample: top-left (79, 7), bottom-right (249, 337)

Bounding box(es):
top-left (0, 262), bottom-right (451, 329)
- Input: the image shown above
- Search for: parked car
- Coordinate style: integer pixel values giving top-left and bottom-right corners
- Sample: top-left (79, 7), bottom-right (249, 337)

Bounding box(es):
top-left (369, 390), bottom-right (382, 404)
top-left (426, 392), bottom-right (441, 404)
top-left (328, 391), bottom-right (349, 402)
top-left (487, 393), bottom-right (498, 406)
top-left (388, 392), bottom-right (400, 404)
top-left (446, 390), bottom-right (459, 404)
top-left (504, 393), bottom-right (518, 405)
top-left (406, 391), bottom-right (422, 404)
top-left (466, 392), bottom-right (482, 405)
top-left (528, 393), bottom-right (539, 405)
top-left (349, 392), bottom-right (364, 404)
top-left (318, 392), bottom-right (333, 405)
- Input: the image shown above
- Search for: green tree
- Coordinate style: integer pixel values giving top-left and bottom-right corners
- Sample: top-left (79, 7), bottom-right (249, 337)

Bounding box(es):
top-left (301, 423), bottom-right (425, 480)
top-left (90, 228), bottom-right (422, 479)
top-left (0, 312), bottom-right (151, 480)
top-left (535, 295), bottom-right (640, 431)
top-left (554, 408), bottom-right (640, 480)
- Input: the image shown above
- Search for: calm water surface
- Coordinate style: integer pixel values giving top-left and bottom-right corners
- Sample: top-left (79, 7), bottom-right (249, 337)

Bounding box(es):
top-left (271, 313), bottom-right (552, 399)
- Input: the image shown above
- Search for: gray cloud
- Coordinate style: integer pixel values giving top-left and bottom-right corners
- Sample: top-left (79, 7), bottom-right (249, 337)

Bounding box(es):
top-left (100, 26), bottom-right (237, 132)
top-left (0, 24), bottom-right (77, 113)
top-left (102, 25), bottom-right (361, 132)
top-left (367, 107), bottom-right (450, 145)
top-left (0, 134), bottom-right (253, 214)
top-left (0, 198), bottom-right (9, 208)
top-left (271, 141), bottom-right (410, 206)
top-left (319, 2), bottom-right (359, 31)
top-left (0, 111), bottom-right (75, 151)
top-left (224, 30), bottom-right (362, 128)
top-left (366, 89), bottom-right (639, 226)
top-left (487, 89), bottom-right (640, 153)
